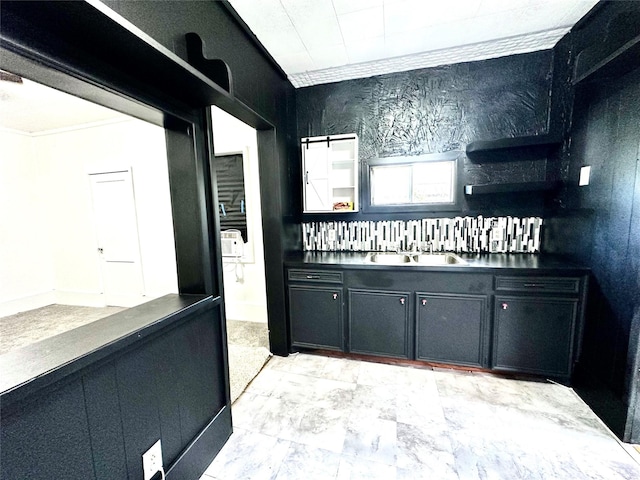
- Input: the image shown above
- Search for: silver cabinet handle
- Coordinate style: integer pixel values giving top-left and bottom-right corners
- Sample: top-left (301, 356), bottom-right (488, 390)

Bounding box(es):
top-left (502, 303), bottom-right (508, 310)
top-left (421, 299), bottom-right (427, 306)
top-left (305, 171), bottom-right (309, 184)
top-left (306, 275), bottom-right (320, 279)
top-left (333, 293), bottom-right (338, 300)
top-left (400, 298), bottom-right (405, 305)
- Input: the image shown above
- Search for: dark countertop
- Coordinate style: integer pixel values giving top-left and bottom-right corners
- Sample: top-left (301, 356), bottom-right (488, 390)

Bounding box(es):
top-left (285, 251), bottom-right (590, 274)
top-left (0, 294), bottom-right (214, 402)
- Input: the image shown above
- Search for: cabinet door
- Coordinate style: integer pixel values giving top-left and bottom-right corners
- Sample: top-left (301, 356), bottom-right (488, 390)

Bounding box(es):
top-left (416, 293), bottom-right (487, 367)
top-left (493, 295), bottom-right (578, 378)
top-left (348, 289), bottom-right (410, 359)
top-left (289, 285), bottom-right (343, 350)
top-left (303, 143), bottom-right (331, 212)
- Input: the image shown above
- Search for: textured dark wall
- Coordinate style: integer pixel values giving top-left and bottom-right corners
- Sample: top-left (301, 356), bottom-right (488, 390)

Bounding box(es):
top-left (543, 1), bottom-right (640, 443)
top-left (546, 67), bottom-right (640, 440)
top-left (296, 51), bottom-right (555, 219)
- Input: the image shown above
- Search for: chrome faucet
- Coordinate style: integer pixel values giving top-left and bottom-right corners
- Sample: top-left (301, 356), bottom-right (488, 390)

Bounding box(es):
top-left (420, 241), bottom-right (434, 254)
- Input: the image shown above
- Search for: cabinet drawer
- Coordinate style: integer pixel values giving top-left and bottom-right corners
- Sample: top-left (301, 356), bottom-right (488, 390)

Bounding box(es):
top-left (288, 269), bottom-right (343, 284)
top-left (495, 276), bottom-right (580, 294)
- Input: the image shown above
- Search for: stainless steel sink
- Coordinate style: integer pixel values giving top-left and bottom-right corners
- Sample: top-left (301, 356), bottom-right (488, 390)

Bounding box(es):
top-left (412, 253), bottom-right (466, 265)
top-left (365, 252), bottom-right (466, 265)
top-left (366, 253), bottom-right (413, 265)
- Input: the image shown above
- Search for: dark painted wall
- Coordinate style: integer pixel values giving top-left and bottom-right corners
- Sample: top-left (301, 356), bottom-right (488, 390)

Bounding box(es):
top-left (296, 51), bottom-right (556, 219)
top-left (546, 66), bottom-right (640, 440)
top-left (105, 0), bottom-right (298, 355)
top-left (544, 1), bottom-right (640, 442)
top-left (1, 299), bottom-right (228, 480)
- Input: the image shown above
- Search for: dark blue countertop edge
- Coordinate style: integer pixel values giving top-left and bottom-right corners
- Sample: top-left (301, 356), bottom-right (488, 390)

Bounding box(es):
top-left (284, 251), bottom-right (590, 274)
top-left (0, 294), bottom-right (216, 403)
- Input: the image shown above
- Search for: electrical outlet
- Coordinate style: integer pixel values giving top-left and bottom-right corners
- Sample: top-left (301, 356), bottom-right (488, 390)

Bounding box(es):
top-left (142, 439), bottom-right (163, 480)
top-left (579, 166), bottom-right (591, 186)
top-left (491, 226), bottom-right (505, 242)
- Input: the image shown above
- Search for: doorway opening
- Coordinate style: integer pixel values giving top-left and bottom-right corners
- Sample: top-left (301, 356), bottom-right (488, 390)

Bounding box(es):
top-left (210, 106), bottom-right (271, 402)
top-left (0, 71), bottom-right (178, 353)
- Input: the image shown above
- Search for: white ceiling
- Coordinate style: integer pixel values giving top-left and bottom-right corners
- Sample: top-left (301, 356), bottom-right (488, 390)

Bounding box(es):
top-left (0, 0), bottom-right (599, 133)
top-left (228, 0), bottom-right (600, 87)
top-left (0, 74), bottom-right (126, 134)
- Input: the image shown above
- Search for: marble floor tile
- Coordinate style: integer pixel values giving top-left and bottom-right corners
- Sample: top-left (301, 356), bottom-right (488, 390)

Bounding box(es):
top-left (202, 428), bottom-right (290, 480)
top-left (319, 356), bottom-right (361, 384)
top-left (199, 353), bottom-right (640, 480)
top-left (244, 366), bottom-right (284, 397)
top-left (336, 455), bottom-right (396, 480)
top-left (348, 384), bottom-right (396, 423)
top-left (343, 416), bottom-right (397, 464)
top-left (268, 352), bottom-right (330, 377)
top-left (356, 360), bottom-right (407, 387)
top-left (396, 421), bottom-right (455, 471)
top-left (274, 442), bottom-right (342, 480)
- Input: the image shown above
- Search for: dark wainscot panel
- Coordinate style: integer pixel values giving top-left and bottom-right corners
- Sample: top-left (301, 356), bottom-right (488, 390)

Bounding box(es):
top-left (0, 295), bottom-right (231, 480)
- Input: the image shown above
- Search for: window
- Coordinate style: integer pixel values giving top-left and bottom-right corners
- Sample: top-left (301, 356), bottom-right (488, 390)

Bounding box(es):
top-left (364, 151), bottom-right (461, 212)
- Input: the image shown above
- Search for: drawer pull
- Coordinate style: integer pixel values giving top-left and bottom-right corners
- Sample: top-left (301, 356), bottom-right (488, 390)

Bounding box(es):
top-left (400, 298), bottom-right (405, 305)
top-left (306, 275), bottom-right (320, 279)
top-left (524, 283), bottom-right (545, 288)
top-left (422, 299), bottom-right (427, 306)
top-left (333, 293), bottom-right (338, 300)
top-left (502, 303), bottom-right (508, 310)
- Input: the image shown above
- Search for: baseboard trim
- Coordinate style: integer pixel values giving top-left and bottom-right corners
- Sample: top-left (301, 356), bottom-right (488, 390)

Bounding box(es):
top-left (0, 291), bottom-right (56, 318)
top-left (166, 405), bottom-right (232, 480)
top-left (54, 291), bottom-right (105, 307)
top-left (224, 302), bottom-right (268, 323)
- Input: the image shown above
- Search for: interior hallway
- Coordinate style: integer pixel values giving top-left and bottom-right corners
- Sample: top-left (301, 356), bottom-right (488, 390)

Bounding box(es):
top-left (202, 353), bottom-right (640, 480)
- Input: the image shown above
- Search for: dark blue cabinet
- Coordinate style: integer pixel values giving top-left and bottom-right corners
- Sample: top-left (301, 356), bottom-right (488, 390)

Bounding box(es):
top-left (289, 285), bottom-right (343, 350)
top-left (493, 295), bottom-right (578, 378)
top-left (288, 269), bottom-right (344, 351)
top-left (416, 293), bottom-right (488, 367)
top-left (348, 289), bottom-right (411, 359)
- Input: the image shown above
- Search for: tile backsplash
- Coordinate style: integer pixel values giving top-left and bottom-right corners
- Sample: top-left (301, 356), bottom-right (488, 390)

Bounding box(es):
top-left (303, 216), bottom-right (543, 254)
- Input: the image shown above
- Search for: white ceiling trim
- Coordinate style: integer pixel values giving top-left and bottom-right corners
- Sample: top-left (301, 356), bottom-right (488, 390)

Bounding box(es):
top-left (290, 27), bottom-right (569, 88)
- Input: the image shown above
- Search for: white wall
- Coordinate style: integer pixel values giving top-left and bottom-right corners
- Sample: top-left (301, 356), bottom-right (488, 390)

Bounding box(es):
top-left (211, 107), bottom-right (268, 323)
top-left (0, 130), bottom-right (55, 316)
top-left (0, 119), bottom-right (178, 315)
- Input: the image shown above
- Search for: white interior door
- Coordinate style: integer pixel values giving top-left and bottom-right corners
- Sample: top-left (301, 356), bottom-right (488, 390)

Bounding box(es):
top-left (89, 169), bottom-right (145, 306)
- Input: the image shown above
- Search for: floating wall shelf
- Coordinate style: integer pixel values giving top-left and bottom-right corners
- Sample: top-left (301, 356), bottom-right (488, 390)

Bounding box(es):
top-left (465, 135), bottom-right (561, 160)
top-left (573, 34), bottom-right (640, 85)
top-left (464, 181), bottom-right (560, 196)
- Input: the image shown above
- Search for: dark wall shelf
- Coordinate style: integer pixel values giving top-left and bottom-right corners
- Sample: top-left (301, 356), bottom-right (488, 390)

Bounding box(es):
top-left (466, 135), bottom-right (561, 160)
top-left (465, 181), bottom-right (560, 195)
top-left (573, 35), bottom-right (640, 85)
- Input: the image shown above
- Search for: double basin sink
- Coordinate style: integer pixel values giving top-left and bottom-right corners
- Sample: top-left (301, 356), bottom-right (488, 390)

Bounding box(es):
top-left (365, 252), bottom-right (466, 266)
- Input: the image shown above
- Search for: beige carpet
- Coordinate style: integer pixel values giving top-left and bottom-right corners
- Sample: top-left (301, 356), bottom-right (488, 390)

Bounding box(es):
top-left (226, 320), bottom-right (271, 403)
top-left (0, 304), bottom-right (126, 355)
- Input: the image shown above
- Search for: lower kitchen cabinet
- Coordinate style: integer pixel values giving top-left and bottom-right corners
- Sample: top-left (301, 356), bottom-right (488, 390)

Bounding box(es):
top-left (416, 293), bottom-right (487, 367)
top-left (493, 295), bottom-right (578, 378)
top-left (289, 285), bottom-right (343, 350)
top-left (349, 289), bottom-right (410, 358)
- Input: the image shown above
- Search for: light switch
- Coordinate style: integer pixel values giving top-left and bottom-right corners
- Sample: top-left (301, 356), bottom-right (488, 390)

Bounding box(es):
top-left (579, 166), bottom-right (591, 186)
